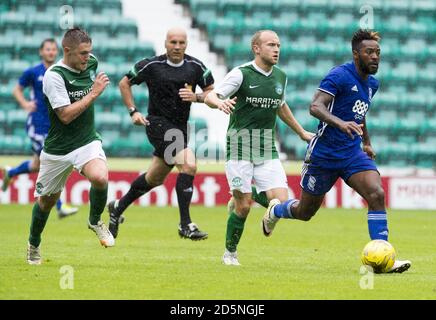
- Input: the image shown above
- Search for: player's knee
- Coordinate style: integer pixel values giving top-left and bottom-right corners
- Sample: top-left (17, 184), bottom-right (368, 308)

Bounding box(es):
top-left (90, 174), bottom-right (108, 189)
top-left (236, 205), bottom-right (250, 218)
top-left (146, 175), bottom-right (165, 187)
top-left (234, 199), bottom-right (251, 218)
top-left (38, 198), bottom-right (56, 212)
top-left (367, 187), bottom-right (385, 207)
top-left (181, 163), bottom-right (197, 176)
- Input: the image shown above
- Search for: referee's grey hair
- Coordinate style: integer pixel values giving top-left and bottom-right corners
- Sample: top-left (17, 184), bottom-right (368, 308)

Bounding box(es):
top-left (62, 27), bottom-right (92, 49)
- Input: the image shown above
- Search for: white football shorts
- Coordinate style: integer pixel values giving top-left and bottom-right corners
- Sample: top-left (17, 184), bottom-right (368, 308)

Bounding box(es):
top-left (34, 140), bottom-right (106, 197)
top-left (225, 159), bottom-right (288, 194)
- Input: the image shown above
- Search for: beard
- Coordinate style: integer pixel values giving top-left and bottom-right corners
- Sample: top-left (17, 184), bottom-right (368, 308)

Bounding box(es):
top-left (358, 55), bottom-right (378, 75)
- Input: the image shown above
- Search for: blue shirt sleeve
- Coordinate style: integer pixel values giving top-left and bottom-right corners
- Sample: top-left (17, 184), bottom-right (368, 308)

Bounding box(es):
top-left (318, 66), bottom-right (344, 97)
top-left (18, 67), bottom-right (33, 88)
top-left (370, 77), bottom-right (379, 97)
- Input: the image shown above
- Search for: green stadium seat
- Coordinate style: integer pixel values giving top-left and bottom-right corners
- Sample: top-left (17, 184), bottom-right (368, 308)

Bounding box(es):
top-left (0, 36), bottom-right (14, 61)
top-left (327, 0), bottom-right (355, 13)
top-left (2, 60), bottom-right (30, 80)
top-left (86, 16), bottom-right (113, 38)
top-left (112, 18), bottom-right (138, 40)
top-left (0, 12), bottom-right (26, 38)
top-left (301, 0), bottom-right (329, 15)
top-left (27, 13), bottom-right (61, 38)
top-left (247, 0), bottom-right (274, 20)
top-left (6, 109), bottom-right (27, 130)
top-left (120, 113), bottom-right (133, 132)
top-left (110, 137), bottom-right (153, 157)
top-left (378, 142), bottom-right (411, 166)
top-left (127, 42), bottom-right (155, 62)
top-left (98, 62), bottom-right (118, 81)
top-left (0, 1), bottom-right (10, 13)
top-left (219, 0), bottom-right (246, 19)
top-left (131, 86), bottom-right (149, 107)
top-left (16, 37), bottom-right (42, 62)
top-left (0, 110), bottom-right (6, 127)
top-left (195, 7), bottom-right (218, 27)
top-left (104, 40), bottom-right (129, 64)
top-left (0, 83), bottom-right (15, 104)
top-left (100, 129), bottom-right (121, 150)
top-left (382, 0), bottom-right (410, 15)
top-left (12, 125), bottom-right (27, 138)
top-left (95, 0), bottom-right (122, 16)
top-left (421, 118), bottom-right (436, 137)
top-left (417, 67), bottom-right (435, 86)
top-left (0, 135), bottom-right (26, 155)
top-left (410, 142), bottom-right (436, 168)
top-left (14, 0), bottom-right (38, 15)
top-left (271, 0), bottom-right (301, 15)
top-left (189, 117), bottom-right (208, 134)
top-left (398, 93), bottom-right (427, 113)
top-left (195, 141), bottom-right (225, 161)
top-left (95, 112), bottom-right (122, 131)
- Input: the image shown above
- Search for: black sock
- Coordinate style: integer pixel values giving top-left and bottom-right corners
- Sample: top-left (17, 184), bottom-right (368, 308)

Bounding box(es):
top-left (116, 173), bottom-right (153, 215)
top-left (176, 173), bottom-right (194, 227)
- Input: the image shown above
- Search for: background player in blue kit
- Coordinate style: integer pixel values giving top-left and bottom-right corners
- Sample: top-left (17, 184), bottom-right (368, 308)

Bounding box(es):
top-left (262, 29), bottom-right (411, 273)
top-left (1, 39), bottom-right (78, 218)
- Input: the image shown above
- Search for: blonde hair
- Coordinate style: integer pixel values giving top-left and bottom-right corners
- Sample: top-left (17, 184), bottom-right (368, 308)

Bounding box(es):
top-left (251, 30), bottom-right (278, 53)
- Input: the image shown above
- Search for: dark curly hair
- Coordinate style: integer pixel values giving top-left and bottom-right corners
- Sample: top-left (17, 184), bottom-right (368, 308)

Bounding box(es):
top-left (351, 29), bottom-right (380, 52)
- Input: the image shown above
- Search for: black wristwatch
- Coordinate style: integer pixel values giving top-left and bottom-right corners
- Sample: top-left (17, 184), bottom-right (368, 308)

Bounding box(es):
top-left (128, 107), bottom-right (138, 116)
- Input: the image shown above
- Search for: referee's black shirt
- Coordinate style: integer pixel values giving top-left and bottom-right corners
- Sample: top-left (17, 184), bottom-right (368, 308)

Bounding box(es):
top-left (126, 54), bottom-right (214, 126)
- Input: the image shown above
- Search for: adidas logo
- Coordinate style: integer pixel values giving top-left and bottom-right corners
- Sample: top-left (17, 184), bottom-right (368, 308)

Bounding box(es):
top-left (351, 85), bottom-right (358, 92)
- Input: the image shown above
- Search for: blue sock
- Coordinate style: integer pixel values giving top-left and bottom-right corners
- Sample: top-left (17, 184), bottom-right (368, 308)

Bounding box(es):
top-left (272, 199), bottom-right (297, 219)
top-left (8, 160), bottom-right (32, 177)
top-left (56, 199), bottom-right (63, 210)
top-left (368, 210), bottom-right (389, 240)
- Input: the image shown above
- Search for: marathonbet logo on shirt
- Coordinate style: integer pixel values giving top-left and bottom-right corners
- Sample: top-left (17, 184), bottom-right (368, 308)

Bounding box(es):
top-left (246, 96), bottom-right (282, 109)
top-left (68, 86), bottom-right (93, 101)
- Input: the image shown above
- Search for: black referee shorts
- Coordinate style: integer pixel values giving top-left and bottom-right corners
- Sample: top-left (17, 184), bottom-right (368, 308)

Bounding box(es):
top-left (146, 115), bottom-right (188, 165)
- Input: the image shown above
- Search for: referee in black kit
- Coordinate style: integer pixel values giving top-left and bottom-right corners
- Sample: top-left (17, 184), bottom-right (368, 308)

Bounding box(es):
top-left (108, 27), bottom-right (214, 240)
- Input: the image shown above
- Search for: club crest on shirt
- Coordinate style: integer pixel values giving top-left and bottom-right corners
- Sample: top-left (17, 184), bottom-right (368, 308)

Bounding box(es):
top-left (368, 88), bottom-right (373, 102)
top-left (90, 70), bottom-right (96, 82)
top-left (275, 83), bottom-right (283, 95)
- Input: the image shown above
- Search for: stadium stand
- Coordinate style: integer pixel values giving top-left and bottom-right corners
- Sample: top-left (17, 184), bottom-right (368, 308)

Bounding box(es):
top-left (0, 0), bottom-right (155, 157)
top-left (176, 0), bottom-right (436, 168)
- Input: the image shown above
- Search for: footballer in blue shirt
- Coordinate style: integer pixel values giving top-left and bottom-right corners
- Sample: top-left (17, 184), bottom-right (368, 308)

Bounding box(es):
top-left (1, 39), bottom-right (78, 218)
top-left (262, 29), bottom-right (411, 273)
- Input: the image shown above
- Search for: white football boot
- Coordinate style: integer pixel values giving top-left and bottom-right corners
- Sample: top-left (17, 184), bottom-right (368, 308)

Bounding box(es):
top-left (387, 259), bottom-right (412, 273)
top-left (262, 199), bottom-right (281, 237)
top-left (88, 221), bottom-right (115, 247)
top-left (222, 249), bottom-right (240, 266)
top-left (27, 242), bottom-right (41, 265)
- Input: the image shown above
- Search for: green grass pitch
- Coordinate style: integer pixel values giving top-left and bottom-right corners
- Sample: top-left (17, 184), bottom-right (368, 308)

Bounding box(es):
top-left (0, 204), bottom-right (435, 300)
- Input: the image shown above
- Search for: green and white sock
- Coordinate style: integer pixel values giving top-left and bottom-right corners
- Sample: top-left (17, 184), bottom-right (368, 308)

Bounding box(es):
top-left (251, 186), bottom-right (269, 208)
top-left (225, 212), bottom-right (246, 252)
top-left (89, 186), bottom-right (108, 225)
top-left (29, 203), bottom-right (50, 247)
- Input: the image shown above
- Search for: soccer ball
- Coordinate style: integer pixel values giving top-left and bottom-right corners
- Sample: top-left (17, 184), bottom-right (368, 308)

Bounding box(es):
top-left (361, 240), bottom-right (396, 273)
